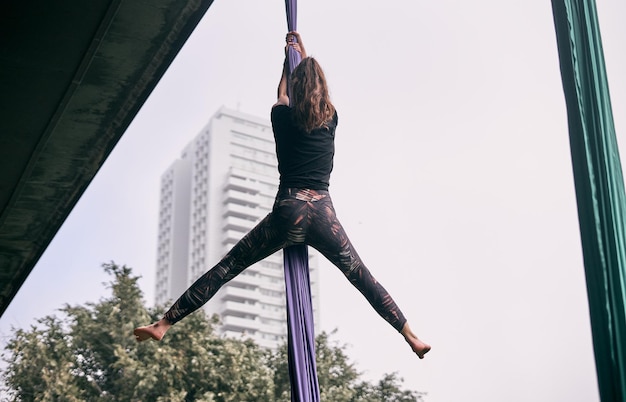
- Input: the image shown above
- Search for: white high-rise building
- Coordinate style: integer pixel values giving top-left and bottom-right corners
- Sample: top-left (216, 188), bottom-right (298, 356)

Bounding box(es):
top-left (155, 106), bottom-right (320, 349)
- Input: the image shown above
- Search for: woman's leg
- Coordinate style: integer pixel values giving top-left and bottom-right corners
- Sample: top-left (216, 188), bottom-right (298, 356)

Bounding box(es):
top-left (306, 196), bottom-right (430, 358)
top-left (134, 211), bottom-right (287, 341)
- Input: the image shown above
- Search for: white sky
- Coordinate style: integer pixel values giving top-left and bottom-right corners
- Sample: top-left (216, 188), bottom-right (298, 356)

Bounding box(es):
top-left (2, 1), bottom-right (625, 401)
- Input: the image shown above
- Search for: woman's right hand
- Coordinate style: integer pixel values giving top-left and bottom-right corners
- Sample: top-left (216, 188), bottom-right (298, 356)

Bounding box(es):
top-left (286, 31), bottom-right (306, 58)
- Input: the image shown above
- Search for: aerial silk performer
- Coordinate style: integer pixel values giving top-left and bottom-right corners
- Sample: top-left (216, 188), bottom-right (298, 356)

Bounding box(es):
top-left (133, 11), bottom-right (432, 402)
top-left (281, 0), bottom-right (320, 400)
top-left (551, 1), bottom-right (626, 401)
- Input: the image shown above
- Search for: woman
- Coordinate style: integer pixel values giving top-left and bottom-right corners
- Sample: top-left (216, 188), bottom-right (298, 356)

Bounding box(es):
top-left (134, 32), bottom-right (430, 359)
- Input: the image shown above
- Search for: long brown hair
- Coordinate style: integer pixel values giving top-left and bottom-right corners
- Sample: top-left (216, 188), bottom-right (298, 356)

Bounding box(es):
top-left (290, 57), bottom-right (336, 132)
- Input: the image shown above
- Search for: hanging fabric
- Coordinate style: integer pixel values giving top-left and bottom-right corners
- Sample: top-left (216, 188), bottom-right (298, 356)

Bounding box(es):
top-left (551, 1), bottom-right (626, 401)
top-left (282, 0), bottom-right (321, 401)
top-left (284, 245), bottom-right (319, 402)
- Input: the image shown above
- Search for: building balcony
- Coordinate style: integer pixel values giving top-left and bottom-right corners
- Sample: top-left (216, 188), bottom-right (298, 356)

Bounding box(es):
top-left (223, 189), bottom-right (260, 207)
top-left (222, 215), bottom-right (255, 232)
top-left (222, 329), bottom-right (257, 342)
top-left (228, 274), bottom-right (261, 288)
top-left (223, 203), bottom-right (264, 220)
top-left (222, 315), bottom-right (261, 331)
top-left (259, 322), bottom-right (287, 336)
top-left (221, 286), bottom-right (259, 302)
top-left (223, 175), bottom-right (260, 194)
top-left (258, 281), bottom-right (284, 293)
top-left (257, 291), bottom-right (285, 305)
top-left (258, 308), bottom-right (286, 321)
top-left (255, 265), bottom-right (284, 279)
top-left (220, 300), bottom-right (259, 316)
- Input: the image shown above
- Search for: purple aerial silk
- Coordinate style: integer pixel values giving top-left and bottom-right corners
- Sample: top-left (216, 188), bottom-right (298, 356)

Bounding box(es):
top-left (283, 1), bottom-right (320, 401)
top-left (284, 245), bottom-right (319, 402)
top-left (285, 0), bottom-right (302, 102)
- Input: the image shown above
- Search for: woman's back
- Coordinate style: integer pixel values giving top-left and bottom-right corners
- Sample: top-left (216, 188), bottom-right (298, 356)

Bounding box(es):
top-left (271, 104), bottom-right (338, 191)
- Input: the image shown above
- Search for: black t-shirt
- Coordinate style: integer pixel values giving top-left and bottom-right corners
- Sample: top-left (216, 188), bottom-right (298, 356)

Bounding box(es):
top-left (271, 104), bottom-right (338, 190)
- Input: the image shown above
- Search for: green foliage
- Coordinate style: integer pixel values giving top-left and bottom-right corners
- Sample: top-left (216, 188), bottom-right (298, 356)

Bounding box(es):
top-left (1, 262), bottom-right (424, 401)
top-left (270, 331), bottom-right (426, 402)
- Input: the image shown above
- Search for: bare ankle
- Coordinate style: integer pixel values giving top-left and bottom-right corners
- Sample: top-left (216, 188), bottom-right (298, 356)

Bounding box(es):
top-left (157, 318), bottom-right (172, 330)
top-left (134, 318), bottom-right (172, 342)
top-left (400, 323), bottom-right (431, 359)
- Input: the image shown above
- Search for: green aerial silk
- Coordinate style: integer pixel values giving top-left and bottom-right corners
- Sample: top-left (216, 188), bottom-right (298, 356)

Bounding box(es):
top-left (551, 1), bottom-right (626, 401)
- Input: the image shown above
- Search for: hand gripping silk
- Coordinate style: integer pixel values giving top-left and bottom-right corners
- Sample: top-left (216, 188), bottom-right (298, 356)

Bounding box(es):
top-left (282, 1), bottom-right (321, 401)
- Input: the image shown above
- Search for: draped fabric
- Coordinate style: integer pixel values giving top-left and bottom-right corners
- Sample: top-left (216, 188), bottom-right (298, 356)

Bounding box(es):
top-left (283, 1), bottom-right (321, 401)
top-left (284, 245), bottom-right (320, 402)
top-left (285, 0), bottom-right (302, 102)
top-left (551, 1), bottom-right (626, 401)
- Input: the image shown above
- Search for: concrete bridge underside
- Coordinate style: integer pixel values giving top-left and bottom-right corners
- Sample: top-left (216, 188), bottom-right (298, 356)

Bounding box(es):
top-left (0, 0), bottom-right (215, 316)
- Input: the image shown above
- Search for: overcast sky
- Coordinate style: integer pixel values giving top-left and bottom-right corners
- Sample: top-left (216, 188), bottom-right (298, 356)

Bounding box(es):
top-left (2, 1), bottom-right (625, 401)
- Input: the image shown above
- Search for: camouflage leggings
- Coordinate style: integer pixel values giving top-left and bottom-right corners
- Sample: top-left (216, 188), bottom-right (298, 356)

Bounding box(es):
top-left (164, 188), bottom-right (407, 332)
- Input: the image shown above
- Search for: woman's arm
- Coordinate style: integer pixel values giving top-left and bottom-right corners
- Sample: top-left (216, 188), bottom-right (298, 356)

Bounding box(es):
top-left (275, 60), bottom-right (289, 107)
top-left (274, 31), bottom-right (307, 107)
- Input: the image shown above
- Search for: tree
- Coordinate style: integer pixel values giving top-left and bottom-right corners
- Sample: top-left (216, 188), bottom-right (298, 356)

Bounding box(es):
top-left (268, 331), bottom-right (426, 402)
top-left (2, 262), bottom-right (425, 401)
top-left (352, 373), bottom-right (427, 402)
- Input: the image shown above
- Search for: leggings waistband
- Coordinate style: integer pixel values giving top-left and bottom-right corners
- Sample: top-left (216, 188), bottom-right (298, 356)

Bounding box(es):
top-left (278, 188), bottom-right (329, 202)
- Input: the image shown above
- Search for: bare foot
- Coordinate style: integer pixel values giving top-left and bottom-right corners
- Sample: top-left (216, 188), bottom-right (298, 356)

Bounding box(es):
top-left (401, 323), bottom-right (431, 359)
top-left (134, 318), bottom-right (171, 342)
